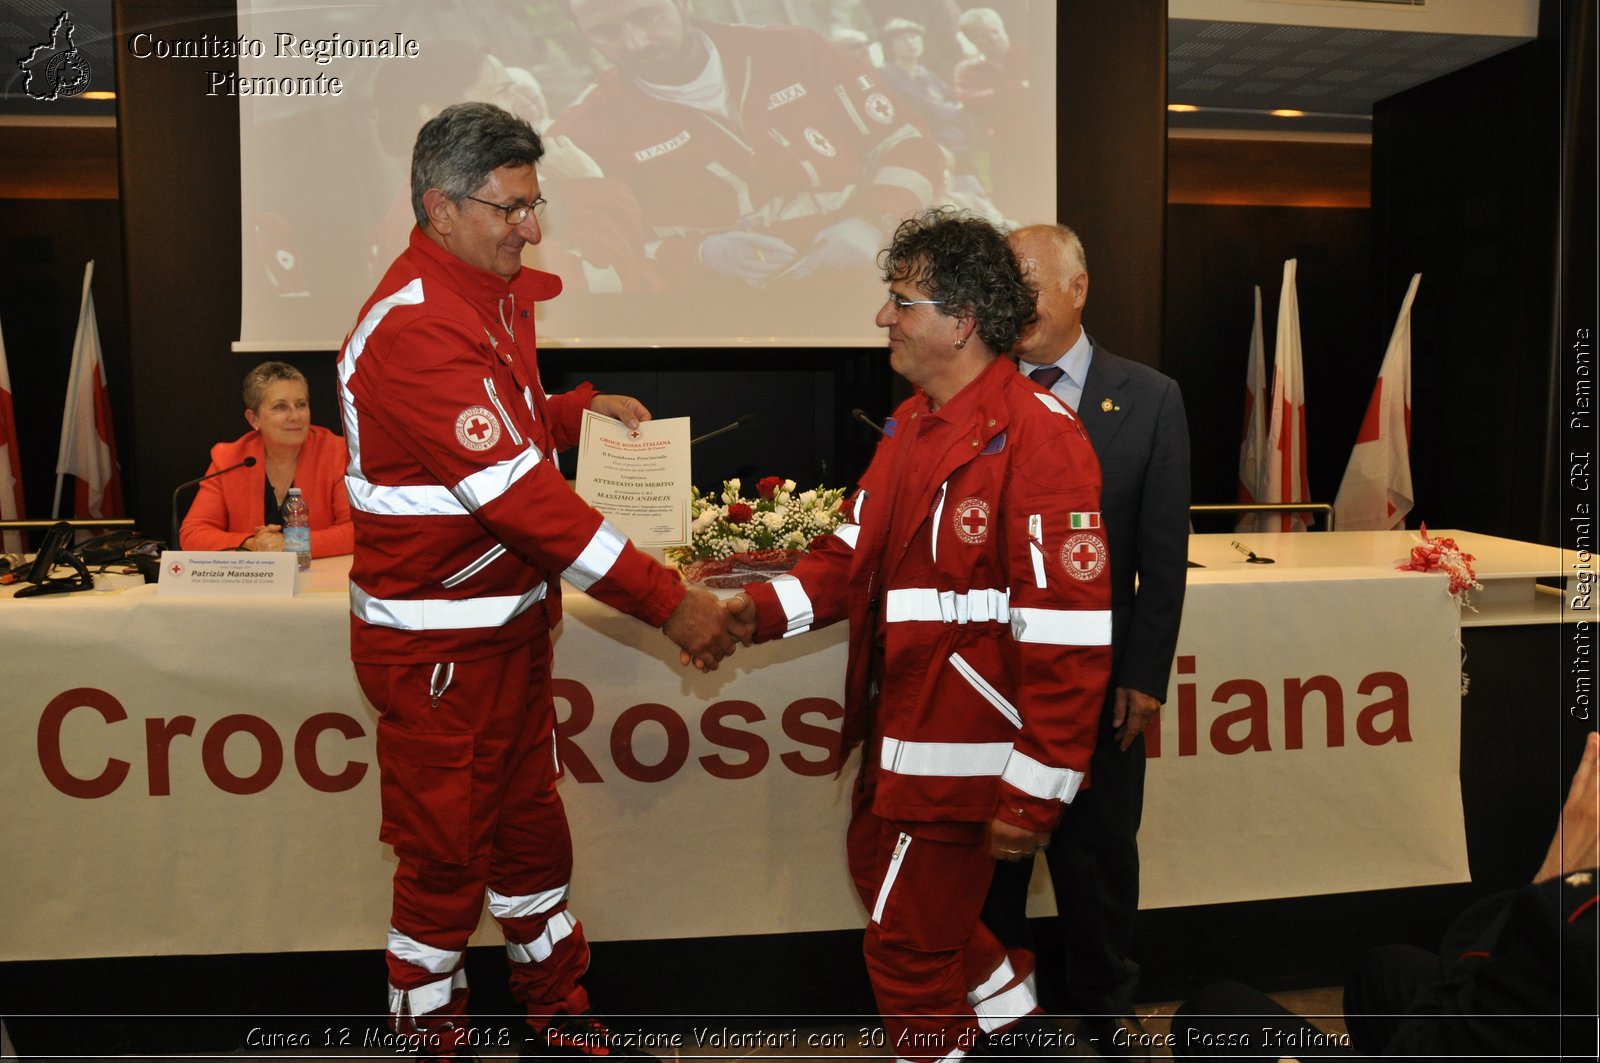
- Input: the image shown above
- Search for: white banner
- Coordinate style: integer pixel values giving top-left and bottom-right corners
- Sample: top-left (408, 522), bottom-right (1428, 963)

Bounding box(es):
top-left (0, 555), bottom-right (1466, 961)
top-left (1140, 567), bottom-right (1467, 907)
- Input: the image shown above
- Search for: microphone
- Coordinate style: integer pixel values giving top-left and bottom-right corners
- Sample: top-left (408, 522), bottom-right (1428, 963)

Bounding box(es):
top-left (171, 456), bottom-right (257, 548)
top-left (691, 414), bottom-right (755, 446)
top-left (1230, 539), bottom-right (1275, 565)
top-left (852, 408), bottom-right (886, 436)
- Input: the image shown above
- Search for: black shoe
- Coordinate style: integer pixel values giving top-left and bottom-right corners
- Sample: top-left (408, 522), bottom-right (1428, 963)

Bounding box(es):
top-left (524, 1013), bottom-right (658, 1059)
top-left (1074, 1015), bottom-right (1149, 1060)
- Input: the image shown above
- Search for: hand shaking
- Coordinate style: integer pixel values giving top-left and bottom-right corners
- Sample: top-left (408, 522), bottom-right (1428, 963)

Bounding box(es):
top-left (663, 588), bottom-right (760, 672)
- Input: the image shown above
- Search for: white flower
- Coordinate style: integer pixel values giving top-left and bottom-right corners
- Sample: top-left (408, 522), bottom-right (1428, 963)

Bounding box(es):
top-left (669, 476), bottom-right (852, 571)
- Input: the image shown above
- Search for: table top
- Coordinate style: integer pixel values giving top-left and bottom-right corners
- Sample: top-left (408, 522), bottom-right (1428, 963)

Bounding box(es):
top-left (1189, 529), bottom-right (1566, 580)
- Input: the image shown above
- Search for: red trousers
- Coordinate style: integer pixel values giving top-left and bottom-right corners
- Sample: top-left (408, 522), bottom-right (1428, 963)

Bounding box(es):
top-left (356, 630), bottom-right (590, 1032)
top-left (848, 773), bottom-right (1039, 1061)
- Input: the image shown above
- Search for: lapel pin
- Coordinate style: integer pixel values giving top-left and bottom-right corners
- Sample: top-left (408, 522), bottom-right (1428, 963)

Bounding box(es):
top-left (1101, 398), bottom-right (1117, 413)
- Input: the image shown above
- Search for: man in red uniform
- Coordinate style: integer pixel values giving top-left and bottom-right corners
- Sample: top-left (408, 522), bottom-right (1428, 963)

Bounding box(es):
top-left (338, 101), bottom-right (730, 1055)
top-left (727, 209), bottom-right (1113, 1059)
top-left (548, 0), bottom-right (946, 290)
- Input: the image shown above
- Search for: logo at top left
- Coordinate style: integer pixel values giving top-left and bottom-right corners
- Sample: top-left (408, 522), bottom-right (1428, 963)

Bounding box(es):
top-left (18, 11), bottom-right (93, 102)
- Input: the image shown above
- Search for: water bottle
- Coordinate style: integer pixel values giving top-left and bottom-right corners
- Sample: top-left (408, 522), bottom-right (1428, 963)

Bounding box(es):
top-left (282, 487), bottom-right (311, 571)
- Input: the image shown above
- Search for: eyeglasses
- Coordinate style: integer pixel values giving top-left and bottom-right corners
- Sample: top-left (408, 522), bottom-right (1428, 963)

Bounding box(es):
top-left (464, 195), bottom-right (547, 225)
top-left (886, 295), bottom-right (945, 311)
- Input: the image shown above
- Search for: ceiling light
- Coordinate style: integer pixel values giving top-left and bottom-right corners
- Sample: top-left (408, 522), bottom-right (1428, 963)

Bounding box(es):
top-left (1168, 103), bottom-right (1200, 112)
top-left (1270, 109), bottom-right (1305, 117)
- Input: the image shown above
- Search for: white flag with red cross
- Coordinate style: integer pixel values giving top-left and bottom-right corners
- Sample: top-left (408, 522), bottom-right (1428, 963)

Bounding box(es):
top-left (53, 260), bottom-right (124, 520)
top-left (1236, 285), bottom-right (1269, 532)
top-left (1335, 274), bottom-right (1420, 531)
top-left (0, 313), bottom-right (25, 553)
top-left (1264, 259), bottom-right (1311, 532)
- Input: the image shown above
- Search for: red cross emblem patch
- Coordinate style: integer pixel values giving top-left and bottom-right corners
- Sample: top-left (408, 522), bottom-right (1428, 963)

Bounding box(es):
top-left (864, 92), bottom-right (895, 124)
top-left (953, 497), bottom-right (990, 544)
top-left (1061, 532), bottom-right (1107, 581)
top-left (454, 405), bottom-right (502, 452)
top-left (804, 127), bottom-right (837, 157)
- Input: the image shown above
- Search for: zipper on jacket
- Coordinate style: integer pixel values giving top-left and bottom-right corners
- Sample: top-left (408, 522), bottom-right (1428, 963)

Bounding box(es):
top-left (1028, 514), bottom-right (1047, 589)
top-left (929, 482), bottom-right (948, 564)
top-left (443, 544), bottom-right (508, 589)
top-left (429, 662), bottom-right (455, 710)
top-left (498, 294), bottom-right (517, 343)
top-left (949, 652), bottom-right (1023, 728)
top-left (483, 378), bottom-right (524, 446)
top-left (871, 832), bottom-right (913, 924)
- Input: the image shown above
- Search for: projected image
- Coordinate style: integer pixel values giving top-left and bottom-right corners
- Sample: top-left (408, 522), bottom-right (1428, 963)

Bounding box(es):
top-left (237, 0), bottom-right (1054, 349)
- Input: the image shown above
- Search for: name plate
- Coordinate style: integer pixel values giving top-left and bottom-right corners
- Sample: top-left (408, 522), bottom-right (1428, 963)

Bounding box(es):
top-left (157, 552), bottom-right (298, 598)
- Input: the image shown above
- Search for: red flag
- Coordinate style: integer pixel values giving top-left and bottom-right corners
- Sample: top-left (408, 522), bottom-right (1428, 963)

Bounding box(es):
top-left (54, 261), bottom-right (124, 519)
top-left (1335, 274), bottom-right (1419, 530)
top-left (1264, 259), bottom-right (1311, 531)
top-left (1236, 284), bottom-right (1268, 532)
top-left (0, 313), bottom-right (25, 553)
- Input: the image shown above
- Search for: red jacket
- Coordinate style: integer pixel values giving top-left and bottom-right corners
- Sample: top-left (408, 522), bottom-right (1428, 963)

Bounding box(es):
top-left (338, 228), bottom-right (686, 665)
top-left (744, 356), bottom-right (1113, 832)
top-left (547, 20), bottom-right (946, 278)
top-left (178, 424), bottom-right (354, 557)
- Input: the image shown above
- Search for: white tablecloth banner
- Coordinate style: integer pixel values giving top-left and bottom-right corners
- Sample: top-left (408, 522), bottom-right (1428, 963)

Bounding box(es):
top-left (1, 562), bottom-right (1466, 961)
top-left (1140, 567), bottom-right (1468, 906)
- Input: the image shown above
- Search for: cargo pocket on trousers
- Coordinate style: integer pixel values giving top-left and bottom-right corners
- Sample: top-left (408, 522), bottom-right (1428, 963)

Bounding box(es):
top-left (376, 721), bottom-right (474, 866)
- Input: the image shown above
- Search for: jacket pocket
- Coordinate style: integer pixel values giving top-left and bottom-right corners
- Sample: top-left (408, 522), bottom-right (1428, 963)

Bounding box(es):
top-left (376, 721), bottom-right (474, 866)
top-left (949, 651), bottom-right (1022, 729)
top-left (870, 831), bottom-right (913, 924)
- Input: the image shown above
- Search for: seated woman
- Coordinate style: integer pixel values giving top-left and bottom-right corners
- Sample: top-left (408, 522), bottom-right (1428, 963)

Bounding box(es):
top-left (179, 361), bottom-right (353, 557)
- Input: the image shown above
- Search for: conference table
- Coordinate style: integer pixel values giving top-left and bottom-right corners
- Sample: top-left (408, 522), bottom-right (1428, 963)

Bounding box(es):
top-left (0, 530), bottom-right (1573, 964)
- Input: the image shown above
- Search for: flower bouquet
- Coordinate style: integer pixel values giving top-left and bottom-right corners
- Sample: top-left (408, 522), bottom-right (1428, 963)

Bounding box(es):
top-left (1395, 523), bottom-right (1483, 694)
top-left (1395, 524), bottom-right (1482, 609)
top-left (668, 476), bottom-right (848, 588)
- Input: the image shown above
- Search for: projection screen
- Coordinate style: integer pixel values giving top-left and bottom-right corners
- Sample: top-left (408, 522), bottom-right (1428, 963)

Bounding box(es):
top-left (235, 0), bottom-right (1056, 350)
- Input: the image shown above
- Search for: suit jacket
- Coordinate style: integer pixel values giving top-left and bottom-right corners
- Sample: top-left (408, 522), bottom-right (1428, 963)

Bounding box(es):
top-left (1075, 340), bottom-right (1190, 702)
top-left (178, 424), bottom-right (355, 557)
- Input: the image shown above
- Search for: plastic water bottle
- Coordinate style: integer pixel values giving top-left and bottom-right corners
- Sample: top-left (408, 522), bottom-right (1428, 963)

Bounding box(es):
top-left (282, 488), bottom-right (311, 571)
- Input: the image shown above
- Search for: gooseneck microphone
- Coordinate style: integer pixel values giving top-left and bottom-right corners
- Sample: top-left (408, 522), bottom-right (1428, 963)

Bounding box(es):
top-left (852, 408), bottom-right (886, 436)
top-left (690, 414), bottom-right (756, 446)
top-left (171, 456), bottom-right (257, 548)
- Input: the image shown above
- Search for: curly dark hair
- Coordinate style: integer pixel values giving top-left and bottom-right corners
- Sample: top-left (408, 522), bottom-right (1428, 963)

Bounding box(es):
top-left (878, 207), bottom-right (1036, 354)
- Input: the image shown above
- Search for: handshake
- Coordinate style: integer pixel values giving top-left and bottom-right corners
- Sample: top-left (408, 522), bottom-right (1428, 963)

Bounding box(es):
top-left (661, 586), bottom-right (759, 672)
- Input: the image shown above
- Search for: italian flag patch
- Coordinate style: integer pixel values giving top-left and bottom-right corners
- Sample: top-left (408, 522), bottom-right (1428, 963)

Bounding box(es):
top-left (1070, 512), bottom-right (1101, 529)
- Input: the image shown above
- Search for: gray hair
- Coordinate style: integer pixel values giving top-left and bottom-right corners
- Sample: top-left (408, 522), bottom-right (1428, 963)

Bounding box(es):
top-left (242, 361), bottom-right (307, 411)
top-left (958, 7), bottom-right (1004, 34)
top-left (1013, 223), bottom-right (1088, 280)
top-left (410, 102), bottom-right (544, 228)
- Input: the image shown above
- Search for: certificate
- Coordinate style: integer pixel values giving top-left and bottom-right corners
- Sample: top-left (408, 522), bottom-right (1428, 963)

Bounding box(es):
top-left (574, 411), bottom-right (692, 548)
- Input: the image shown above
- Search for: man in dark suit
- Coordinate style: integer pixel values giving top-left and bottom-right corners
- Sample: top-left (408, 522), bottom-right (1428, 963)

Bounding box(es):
top-left (982, 223), bottom-right (1191, 1057)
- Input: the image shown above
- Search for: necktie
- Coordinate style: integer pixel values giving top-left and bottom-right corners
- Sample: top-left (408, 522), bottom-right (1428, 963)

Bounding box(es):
top-left (1029, 364), bottom-right (1065, 391)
